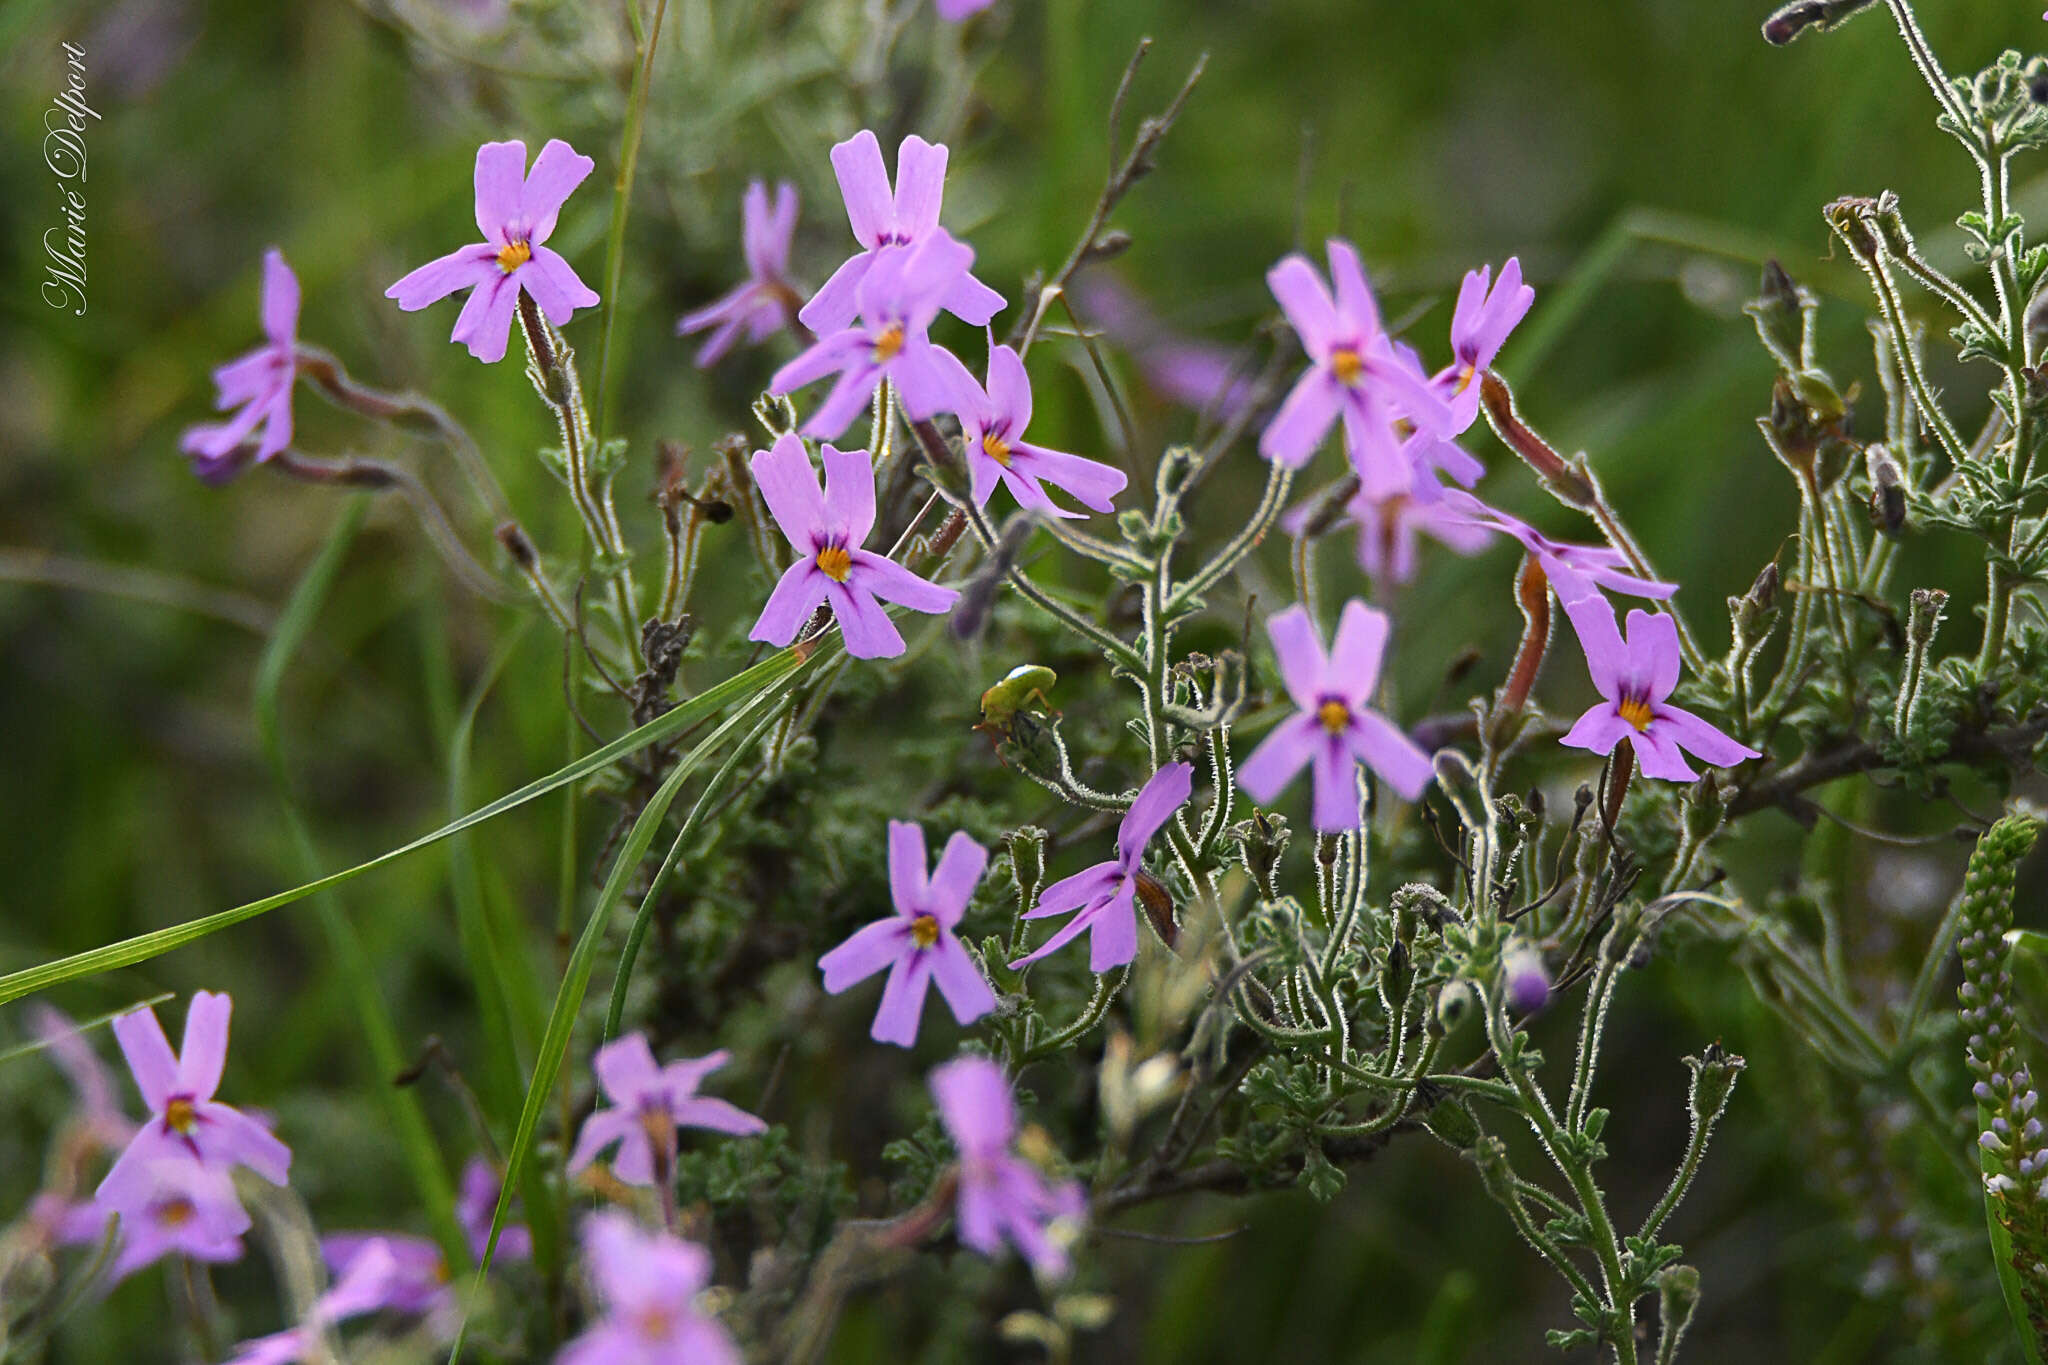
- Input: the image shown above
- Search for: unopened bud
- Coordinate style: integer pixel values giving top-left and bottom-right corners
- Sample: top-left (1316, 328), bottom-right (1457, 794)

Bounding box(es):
top-left (1503, 939), bottom-right (1550, 1015)
top-left (1866, 446), bottom-right (1906, 535)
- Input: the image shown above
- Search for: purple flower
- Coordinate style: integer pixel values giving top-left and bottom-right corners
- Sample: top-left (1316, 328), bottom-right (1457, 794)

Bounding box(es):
top-left (935, 0), bottom-right (995, 17)
top-left (227, 1239), bottom-right (408, 1365)
top-left (772, 232), bottom-right (982, 439)
top-left (180, 248), bottom-right (299, 482)
top-left (747, 434), bottom-right (959, 659)
top-left (1387, 343), bottom-right (1485, 495)
top-left (1074, 276), bottom-right (1254, 421)
top-left (677, 180), bottom-right (803, 367)
top-left (1011, 763), bottom-right (1192, 972)
top-left (97, 992), bottom-right (291, 1215)
top-left (318, 1232), bottom-right (452, 1318)
top-left (1437, 489), bottom-right (1678, 602)
top-left (1558, 594), bottom-right (1759, 782)
top-left (1260, 240), bottom-right (1457, 494)
top-left (800, 129), bottom-right (1003, 336)
top-left (930, 1057), bottom-right (1086, 1278)
top-left (457, 1155), bottom-right (531, 1263)
top-left (1237, 601), bottom-right (1435, 831)
top-left (311, 1158), bottom-right (527, 1322)
top-left (819, 822), bottom-right (996, 1047)
top-left (1437, 258), bottom-right (1533, 430)
top-left (567, 1035), bottom-right (767, 1186)
top-left (1503, 939), bottom-right (1551, 1014)
top-left (386, 138), bottom-right (600, 364)
top-left (957, 344), bottom-right (1127, 518)
top-left (557, 1213), bottom-right (740, 1365)
top-left (1281, 487), bottom-right (1491, 586)
top-left (103, 1158), bottom-right (251, 1284)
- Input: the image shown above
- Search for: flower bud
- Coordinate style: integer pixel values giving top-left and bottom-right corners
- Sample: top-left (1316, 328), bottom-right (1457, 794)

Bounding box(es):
top-left (1503, 939), bottom-right (1550, 1015)
top-left (1866, 446), bottom-right (1906, 536)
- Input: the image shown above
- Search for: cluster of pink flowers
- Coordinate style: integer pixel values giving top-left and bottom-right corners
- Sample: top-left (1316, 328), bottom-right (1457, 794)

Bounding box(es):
top-left (152, 89), bottom-right (1772, 1345)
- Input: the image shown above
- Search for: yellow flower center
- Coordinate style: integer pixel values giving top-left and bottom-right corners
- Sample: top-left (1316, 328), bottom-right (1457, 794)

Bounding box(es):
top-left (635, 1308), bottom-right (676, 1342)
top-left (496, 238), bottom-right (532, 274)
top-left (872, 323), bottom-right (906, 363)
top-left (982, 433), bottom-right (1013, 467)
top-left (1330, 347), bottom-right (1364, 386)
top-left (816, 545), bottom-right (853, 582)
top-left (1317, 699), bottom-right (1351, 734)
top-left (159, 1198), bottom-right (195, 1227)
top-left (165, 1097), bottom-right (197, 1135)
top-left (911, 913), bottom-right (940, 949)
top-left (1456, 361), bottom-right (1477, 391)
top-left (1617, 697), bottom-right (1654, 732)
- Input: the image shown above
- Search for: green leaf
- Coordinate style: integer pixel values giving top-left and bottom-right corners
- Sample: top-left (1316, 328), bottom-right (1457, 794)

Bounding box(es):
top-left (0, 644), bottom-right (812, 1006)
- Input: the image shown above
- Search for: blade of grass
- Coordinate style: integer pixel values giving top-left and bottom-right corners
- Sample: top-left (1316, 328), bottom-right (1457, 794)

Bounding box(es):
top-left (450, 656), bottom-right (825, 1363)
top-left (592, 0), bottom-right (671, 451)
top-left (254, 499), bottom-right (464, 1269)
top-left (443, 618), bottom-right (563, 1271)
top-left (602, 696), bottom-right (785, 1041)
top-left (0, 645), bottom-right (811, 1006)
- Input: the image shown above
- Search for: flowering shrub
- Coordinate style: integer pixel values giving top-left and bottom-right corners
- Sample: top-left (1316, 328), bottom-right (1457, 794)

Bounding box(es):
top-left (12, 2), bottom-right (2048, 1362)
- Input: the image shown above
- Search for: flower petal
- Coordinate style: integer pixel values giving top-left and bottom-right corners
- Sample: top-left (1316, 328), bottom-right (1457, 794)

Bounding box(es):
top-left (1267, 254), bottom-right (1340, 356)
top-left (825, 580), bottom-right (905, 658)
top-left (520, 246), bottom-right (599, 324)
top-left (472, 140), bottom-right (527, 242)
top-left (1345, 710), bottom-right (1436, 802)
top-left (829, 130), bottom-right (893, 248)
top-left (846, 549), bottom-right (958, 614)
top-left (177, 991), bottom-right (232, 1102)
top-left (1560, 591), bottom-right (1629, 700)
top-left (112, 1005), bottom-right (179, 1113)
top-left (930, 1056), bottom-right (1014, 1157)
top-left (566, 1107), bottom-right (635, 1174)
top-left (749, 560), bottom-right (828, 647)
top-left (385, 244), bottom-right (497, 311)
top-left (891, 134), bottom-right (949, 239)
top-left (521, 138), bottom-right (594, 244)
top-left (1008, 903), bottom-right (1100, 970)
top-left (593, 1033), bottom-right (662, 1107)
top-left (870, 953), bottom-right (934, 1047)
top-left (942, 270), bottom-right (1006, 326)
top-left (802, 363), bottom-right (883, 441)
top-left (929, 935), bottom-right (997, 1024)
top-left (1118, 762), bottom-right (1192, 864)
top-left (1088, 879), bottom-right (1140, 971)
top-left (1258, 368), bottom-right (1342, 468)
top-left (449, 270), bottom-right (520, 363)
top-left (798, 253), bottom-right (872, 336)
top-left (1559, 704), bottom-right (1634, 757)
top-left (671, 1097), bottom-right (769, 1137)
top-left (1326, 599), bottom-right (1391, 703)
top-left (1011, 443), bottom-right (1126, 513)
top-left (195, 1102), bottom-right (292, 1184)
top-left (986, 343), bottom-right (1033, 431)
top-left (1309, 735), bottom-right (1361, 830)
top-left (1236, 712), bottom-right (1323, 806)
top-left (820, 443), bottom-right (877, 546)
top-left (1629, 725), bottom-right (1699, 782)
top-left (1263, 604), bottom-right (1328, 711)
top-left (1625, 609), bottom-right (1683, 703)
top-left (259, 250), bottom-right (299, 347)
top-left (819, 917), bottom-right (911, 993)
top-left (770, 328), bottom-right (868, 399)
top-left (1024, 863), bottom-right (1120, 920)
top-left (1325, 239), bottom-right (1381, 339)
top-left (1654, 703), bottom-right (1760, 770)
top-left (749, 432), bottom-right (826, 548)
top-left (927, 830), bottom-right (989, 925)
top-left (887, 819), bottom-right (928, 915)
